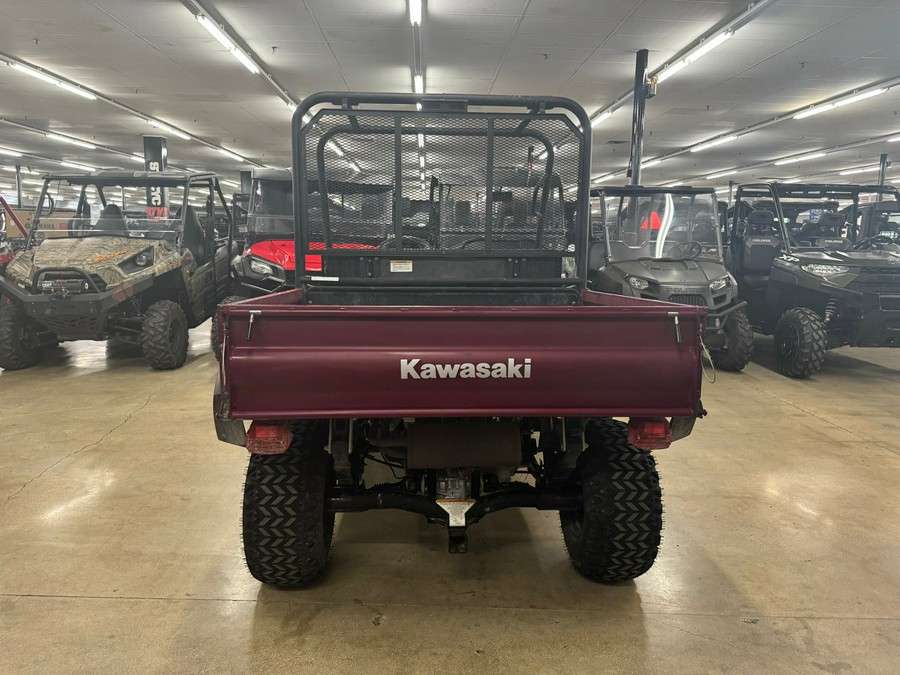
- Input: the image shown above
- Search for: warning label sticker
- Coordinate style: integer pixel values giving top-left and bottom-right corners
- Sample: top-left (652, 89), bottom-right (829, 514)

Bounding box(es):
top-left (390, 260), bottom-right (413, 273)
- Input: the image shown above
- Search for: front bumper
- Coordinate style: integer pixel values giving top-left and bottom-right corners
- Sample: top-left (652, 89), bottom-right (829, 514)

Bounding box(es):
top-left (853, 305), bottom-right (900, 347)
top-left (0, 274), bottom-right (152, 340)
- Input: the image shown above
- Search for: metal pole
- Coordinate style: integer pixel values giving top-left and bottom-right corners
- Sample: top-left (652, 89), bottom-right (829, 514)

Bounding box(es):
top-left (628, 49), bottom-right (650, 186)
top-left (15, 165), bottom-right (22, 208)
top-left (877, 153), bottom-right (889, 186)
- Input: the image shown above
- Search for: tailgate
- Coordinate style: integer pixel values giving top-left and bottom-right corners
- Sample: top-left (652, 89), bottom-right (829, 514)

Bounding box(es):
top-left (218, 289), bottom-right (705, 420)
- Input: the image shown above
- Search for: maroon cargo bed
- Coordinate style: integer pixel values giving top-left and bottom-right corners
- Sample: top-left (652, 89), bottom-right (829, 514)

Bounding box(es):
top-left (217, 288), bottom-right (705, 420)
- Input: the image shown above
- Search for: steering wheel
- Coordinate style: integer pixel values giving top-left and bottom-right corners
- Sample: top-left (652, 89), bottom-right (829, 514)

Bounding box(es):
top-left (377, 235), bottom-right (431, 250)
top-left (853, 235), bottom-right (895, 250)
top-left (671, 240), bottom-right (704, 259)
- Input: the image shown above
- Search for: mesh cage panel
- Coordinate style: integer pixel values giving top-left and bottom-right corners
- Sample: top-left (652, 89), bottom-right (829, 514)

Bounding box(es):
top-left (298, 109), bottom-right (582, 256)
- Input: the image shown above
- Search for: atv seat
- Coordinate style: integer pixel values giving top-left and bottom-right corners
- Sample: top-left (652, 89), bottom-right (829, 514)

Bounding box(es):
top-left (796, 212), bottom-right (846, 247)
top-left (95, 203), bottom-right (128, 233)
top-left (741, 210), bottom-right (782, 290)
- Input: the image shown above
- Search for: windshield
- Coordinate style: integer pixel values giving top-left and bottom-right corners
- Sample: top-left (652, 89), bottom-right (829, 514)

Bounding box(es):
top-left (30, 178), bottom-right (217, 245)
top-left (248, 179), bottom-right (292, 238)
top-left (600, 191), bottom-right (721, 262)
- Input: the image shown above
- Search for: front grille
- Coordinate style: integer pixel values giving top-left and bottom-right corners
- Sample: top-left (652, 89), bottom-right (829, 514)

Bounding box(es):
top-left (38, 272), bottom-right (107, 294)
top-left (847, 279), bottom-right (900, 295)
top-left (668, 294), bottom-right (708, 307)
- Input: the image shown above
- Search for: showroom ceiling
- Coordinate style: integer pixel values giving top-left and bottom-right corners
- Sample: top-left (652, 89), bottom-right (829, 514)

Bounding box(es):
top-left (1, 0), bottom-right (899, 194)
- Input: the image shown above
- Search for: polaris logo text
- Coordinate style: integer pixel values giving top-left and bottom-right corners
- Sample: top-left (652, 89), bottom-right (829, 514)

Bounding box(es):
top-left (400, 358), bottom-right (532, 380)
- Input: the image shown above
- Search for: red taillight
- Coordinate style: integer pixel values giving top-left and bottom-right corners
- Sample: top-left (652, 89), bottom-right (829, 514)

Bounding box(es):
top-left (628, 417), bottom-right (672, 450)
top-left (246, 421), bottom-right (292, 455)
top-left (305, 254), bottom-right (323, 272)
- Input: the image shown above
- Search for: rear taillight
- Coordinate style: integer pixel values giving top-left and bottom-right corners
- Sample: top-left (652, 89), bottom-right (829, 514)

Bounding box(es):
top-left (246, 421), bottom-right (292, 455)
top-left (305, 254), bottom-right (323, 272)
top-left (628, 417), bottom-right (672, 450)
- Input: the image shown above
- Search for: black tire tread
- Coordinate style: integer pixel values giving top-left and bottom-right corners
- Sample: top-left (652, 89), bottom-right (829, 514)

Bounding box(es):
top-left (774, 307), bottom-right (826, 379)
top-left (140, 300), bottom-right (188, 370)
top-left (711, 307), bottom-right (755, 372)
top-left (0, 304), bottom-right (42, 371)
top-left (242, 421), bottom-right (335, 587)
top-left (560, 419), bottom-right (663, 583)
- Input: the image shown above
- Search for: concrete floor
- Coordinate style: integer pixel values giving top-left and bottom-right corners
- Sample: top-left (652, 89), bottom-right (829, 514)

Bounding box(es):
top-left (1, 326), bottom-right (898, 674)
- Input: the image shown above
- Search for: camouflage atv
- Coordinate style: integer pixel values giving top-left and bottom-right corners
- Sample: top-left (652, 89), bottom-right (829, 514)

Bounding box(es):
top-left (0, 170), bottom-right (237, 370)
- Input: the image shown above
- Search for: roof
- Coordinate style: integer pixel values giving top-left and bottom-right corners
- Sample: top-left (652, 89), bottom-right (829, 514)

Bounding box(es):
top-left (592, 185), bottom-right (717, 197)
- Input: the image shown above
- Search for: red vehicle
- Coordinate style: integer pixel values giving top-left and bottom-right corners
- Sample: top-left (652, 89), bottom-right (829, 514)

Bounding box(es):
top-left (214, 92), bottom-right (707, 587)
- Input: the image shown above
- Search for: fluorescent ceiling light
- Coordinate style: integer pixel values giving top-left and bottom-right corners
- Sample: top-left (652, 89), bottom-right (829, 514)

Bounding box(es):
top-left (419, 155), bottom-right (425, 169)
top-left (417, 133), bottom-right (424, 149)
top-left (889, 135), bottom-right (900, 143)
top-left (218, 147), bottom-right (243, 161)
top-left (834, 88), bottom-right (888, 108)
top-left (690, 135), bottom-right (738, 153)
top-left (221, 179), bottom-right (240, 187)
top-left (11, 62), bottom-right (96, 100)
top-left (231, 49), bottom-right (260, 75)
top-left (196, 15), bottom-right (235, 50)
top-left (686, 31), bottom-right (733, 64)
top-left (706, 170), bottom-right (736, 179)
top-left (641, 159), bottom-right (660, 168)
top-left (839, 165), bottom-right (879, 175)
top-left (60, 161), bottom-right (96, 171)
top-left (409, 0), bottom-right (422, 26)
top-left (774, 152), bottom-right (826, 166)
top-left (46, 132), bottom-right (95, 150)
top-left (794, 103), bottom-right (836, 120)
top-left (715, 187), bottom-right (730, 193)
top-left (413, 73), bottom-right (424, 94)
top-left (590, 110), bottom-right (613, 127)
top-left (131, 154), bottom-right (144, 163)
top-left (592, 173), bottom-right (617, 183)
top-left (0, 148), bottom-right (23, 157)
top-left (1, 166), bottom-right (38, 174)
top-left (667, 181), bottom-right (684, 187)
top-left (348, 160), bottom-right (360, 173)
top-left (656, 59), bottom-right (689, 83)
top-left (196, 14), bottom-right (260, 74)
top-left (148, 119), bottom-right (191, 141)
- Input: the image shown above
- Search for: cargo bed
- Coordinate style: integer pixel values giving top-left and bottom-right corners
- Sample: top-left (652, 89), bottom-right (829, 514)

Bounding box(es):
top-left (216, 287), bottom-right (705, 421)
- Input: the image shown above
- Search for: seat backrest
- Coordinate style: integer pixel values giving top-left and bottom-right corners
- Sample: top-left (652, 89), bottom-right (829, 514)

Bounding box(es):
top-left (817, 212), bottom-right (845, 237)
top-left (746, 209), bottom-right (778, 236)
top-left (95, 203), bottom-right (128, 233)
top-left (742, 210), bottom-right (781, 274)
top-left (182, 206), bottom-right (207, 264)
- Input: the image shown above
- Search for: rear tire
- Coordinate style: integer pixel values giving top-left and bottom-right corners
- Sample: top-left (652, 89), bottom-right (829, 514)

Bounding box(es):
top-left (711, 307), bottom-right (754, 372)
top-left (243, 422), bottom-right (335, 587)
top-left (0, 304), bottom-right (42, 371)
top-left (560, 419), bottom-right (663, 582)
top-left (774, 307), bottom-right (826, 379)
top-left (140, 300), bottom-right (188, 370)
top-left (210, 295), bottom-right (246, 359)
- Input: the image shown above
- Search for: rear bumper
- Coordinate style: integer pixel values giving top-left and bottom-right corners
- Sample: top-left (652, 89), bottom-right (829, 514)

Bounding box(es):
top-left (0, 275), bottom-right (151, 340)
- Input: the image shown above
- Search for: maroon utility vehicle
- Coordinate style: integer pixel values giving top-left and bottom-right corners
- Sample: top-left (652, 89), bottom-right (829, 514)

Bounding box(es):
top-left (213, 92), bottom-right (707, 586)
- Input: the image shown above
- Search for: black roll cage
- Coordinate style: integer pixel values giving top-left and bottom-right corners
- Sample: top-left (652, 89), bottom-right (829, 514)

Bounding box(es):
top-left (291, 91), bottom-right (592, 285)
top-left (728, 182), bottom-right (900, 250)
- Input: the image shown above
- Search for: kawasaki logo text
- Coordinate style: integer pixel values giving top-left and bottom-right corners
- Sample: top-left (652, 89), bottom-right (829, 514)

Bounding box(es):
top-left (400, 358), bottom-right (532, 380)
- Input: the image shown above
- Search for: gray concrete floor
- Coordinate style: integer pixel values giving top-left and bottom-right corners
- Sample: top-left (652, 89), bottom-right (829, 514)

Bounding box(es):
top-left (1, 325), bottom-right (898, 674)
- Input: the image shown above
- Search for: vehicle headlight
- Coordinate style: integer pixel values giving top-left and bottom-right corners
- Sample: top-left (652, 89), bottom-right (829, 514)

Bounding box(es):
top-left (628, 276), bottom-right (650, 290)
top-left (250, 259), bottom-right (274, 276)
top-left (119, 247), bottom-right (154, 272)
top-left (709, 276), bottom-right (730, 292)
top-left (801, 264), bottom-right (850, 277)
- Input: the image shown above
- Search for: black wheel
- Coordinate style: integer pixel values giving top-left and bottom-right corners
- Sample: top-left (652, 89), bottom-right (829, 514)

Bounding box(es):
top-left (242, 422), bottom-right (335, 587)
top-left (711, 308), bottom-right (754, 372)
top-left (560, 419), bottom-right (663, 583)
top-left (774, 307), bottom-right (826, 379)
top-left (210, 295), bottom-right (246, 359)
top-left (140, 300), bottom-right (188, 370)
top-left (0, 304), bottom-right (42, 371)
